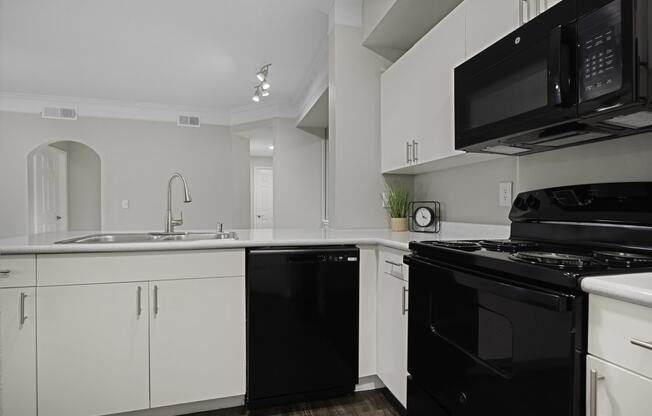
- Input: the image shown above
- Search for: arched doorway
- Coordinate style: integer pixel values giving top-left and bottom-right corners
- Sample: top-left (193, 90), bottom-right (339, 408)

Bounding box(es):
top-left (28, 141), bottom-right (101, 234)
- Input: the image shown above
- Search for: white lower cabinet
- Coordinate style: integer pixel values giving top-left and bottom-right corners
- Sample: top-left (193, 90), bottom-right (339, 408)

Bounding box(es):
top-left (149, 277), bottom-right (246, 407)
top-left (0, 287), bottom-right (37, 416)
top-left (586, 355), bottom-right (652, 416)
top-left (377, 253), bottom-right (408, 407)
top-left (37, 282), bottom-right (150, 416)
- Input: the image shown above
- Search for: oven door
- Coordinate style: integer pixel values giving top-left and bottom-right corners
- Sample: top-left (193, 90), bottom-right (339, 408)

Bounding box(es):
top-left (406, 256), bottom-right (583, 416)
top-left (455, 1), bottom-right (578, 152)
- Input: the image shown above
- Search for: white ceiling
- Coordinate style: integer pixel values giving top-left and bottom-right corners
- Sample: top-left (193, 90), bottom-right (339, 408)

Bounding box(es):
top-left (0, 0), bottom-right (333, 111)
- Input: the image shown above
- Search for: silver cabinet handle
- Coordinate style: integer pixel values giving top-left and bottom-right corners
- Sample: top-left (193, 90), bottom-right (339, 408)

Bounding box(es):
top-left (589, 369), bottom-right (605, 416)
top-left (402, 286), bottom-right (408, 315)
top-left (631, 338), bottom-right (652, 351)
top-left (154, 285), bottom-right (159, 315)
top-left (412, 140), bottom-right (419, 163)
top-left (385, 260), bottom-right (402, 267)
top-left (20, 292), bottom-right (28, 326)
top-left (406, 142), bottom-right (412, 164)
top-left (0, 269), bottom-right (10, 278)
top-left (519, 0), bottom-right (527, 25)
top-left (137, 286), bottom-right (142, 318)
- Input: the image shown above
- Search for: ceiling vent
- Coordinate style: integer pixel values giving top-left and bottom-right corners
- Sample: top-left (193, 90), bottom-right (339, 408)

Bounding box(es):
top-left (42, 107), bottom-right (78, 120)
top-left (177, 115), bottom-right (201, 128)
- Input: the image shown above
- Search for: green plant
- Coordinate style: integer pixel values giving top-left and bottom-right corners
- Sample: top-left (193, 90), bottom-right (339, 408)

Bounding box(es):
top-left (385, 184), bottom-right (410, 218)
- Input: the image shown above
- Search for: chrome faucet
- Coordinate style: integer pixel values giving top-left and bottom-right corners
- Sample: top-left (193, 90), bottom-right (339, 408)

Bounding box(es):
top-left (165, 172), bottom-right (192, 233)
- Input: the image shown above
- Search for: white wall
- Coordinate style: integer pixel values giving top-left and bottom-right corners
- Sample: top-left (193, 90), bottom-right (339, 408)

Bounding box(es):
top-left (328, 23), bottom-right (392, 229)
top-left (0, 111), bottom-right (250, 238)
top-left (273, 118), bottom-right (323, 229)
top-left (362, 0), bottom-right (396, 40)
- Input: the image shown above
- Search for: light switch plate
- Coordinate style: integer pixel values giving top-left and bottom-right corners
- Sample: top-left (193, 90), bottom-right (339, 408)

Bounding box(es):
top-left (121, 200), bottom-right (129, 209)
top-left (499, 182), bottom-right (513, 207)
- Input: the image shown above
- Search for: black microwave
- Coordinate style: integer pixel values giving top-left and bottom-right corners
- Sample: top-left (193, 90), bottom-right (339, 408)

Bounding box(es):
top-left (455, 0), bottom-right (651, 155)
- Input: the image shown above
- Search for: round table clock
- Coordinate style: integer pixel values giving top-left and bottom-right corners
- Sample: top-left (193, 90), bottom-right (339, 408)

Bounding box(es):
top-left (408, 201), bottom-right (441, 233)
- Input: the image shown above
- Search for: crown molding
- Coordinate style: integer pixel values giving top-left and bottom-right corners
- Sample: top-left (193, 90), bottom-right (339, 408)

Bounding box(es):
top-left (0, 92), bottom-right (304, 127)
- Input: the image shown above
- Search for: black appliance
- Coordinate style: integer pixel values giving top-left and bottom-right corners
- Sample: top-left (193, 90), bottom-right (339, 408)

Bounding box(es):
top-left (246, 246), bottom-right (360, 408)
top-left (405, 182), bottom-right (652, 416)
top-left (455, 0), bottom-right (652, 155)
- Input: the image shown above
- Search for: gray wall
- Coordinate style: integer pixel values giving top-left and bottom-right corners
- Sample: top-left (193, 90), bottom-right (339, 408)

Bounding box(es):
top-left (0, 111), bottom-right (250, 238)
top-left (273, 118), bottom-right (324, 229)
top-left (414, 158), bottom-right (517, 225)
top-left (413, 133), bottom-right (652, 225)
top-left (328, 23), bottom-right (392, 229)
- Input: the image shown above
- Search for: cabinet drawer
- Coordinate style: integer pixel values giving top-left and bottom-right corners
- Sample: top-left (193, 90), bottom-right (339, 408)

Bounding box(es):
top-left (37, 250), bottom-right (245, 286)
top-left (380, 248), bottom-right (408, 282)
top-left (586, 355), bottom-right (652, 416)
top-left (0, 255), bottom-right (36, 288)
top-left (589, 295), bottom-right (652, 379)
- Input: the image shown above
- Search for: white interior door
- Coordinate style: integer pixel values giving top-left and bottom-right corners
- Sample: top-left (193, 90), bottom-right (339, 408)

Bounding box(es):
top-left (253, 168), bottom-right (274, 229)
top-left (31, 146), bottom-right (68, 234)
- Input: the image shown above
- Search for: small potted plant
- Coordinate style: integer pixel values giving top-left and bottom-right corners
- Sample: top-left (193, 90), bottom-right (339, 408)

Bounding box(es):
top-left (385, 184), bottom-right (410, 232)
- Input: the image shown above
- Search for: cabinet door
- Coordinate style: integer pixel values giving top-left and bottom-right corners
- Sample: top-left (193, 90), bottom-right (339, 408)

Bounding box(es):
top-left (586, 355), bottom-right (652, 416)
top-left (37, 283), bottom-right (150, 416)
top-left (413, 3), bottom-right (466, 165)
top-left (150, 277), bottom-right (246, 407)
top-left (377, 270), bottom-right (408, 407)
top-left (381, 51), bottom-right (418, 172)
top-left (466, 0), bottom-right (520, 59)
top-left (0, 288), bottom-right (36, 416)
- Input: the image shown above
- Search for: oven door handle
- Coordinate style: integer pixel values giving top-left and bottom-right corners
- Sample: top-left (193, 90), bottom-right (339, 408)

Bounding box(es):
top-left (455, 272), bottom-right (570, 312)
top-left (549, 24), bottom-right (574, 107)
top-left (430, 324), bottom-right (513, 381)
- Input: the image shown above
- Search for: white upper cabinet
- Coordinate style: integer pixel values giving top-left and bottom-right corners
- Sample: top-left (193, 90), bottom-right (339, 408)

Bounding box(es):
top-left (0, 287), bottom-right (37, 416)
top-left (380, 2), bottom-right (502, 174)
top-left (149, 277), bottom-right (246, 408)
top-left (465, 0), bottom-right (520, 59)
top-left (37, 283), bottom-right (150, 416)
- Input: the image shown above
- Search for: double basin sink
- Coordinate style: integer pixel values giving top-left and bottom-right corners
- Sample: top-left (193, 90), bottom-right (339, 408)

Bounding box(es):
top-left (56, 231), bottom-right (239, 244)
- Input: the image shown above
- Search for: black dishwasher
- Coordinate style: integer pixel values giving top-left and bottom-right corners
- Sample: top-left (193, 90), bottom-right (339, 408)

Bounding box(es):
top-left (246, 246), bottom-right (360, 408)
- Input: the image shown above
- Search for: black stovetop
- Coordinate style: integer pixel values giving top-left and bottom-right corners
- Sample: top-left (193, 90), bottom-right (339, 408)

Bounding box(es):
top-left (409, 238), bottom-right (652, 290)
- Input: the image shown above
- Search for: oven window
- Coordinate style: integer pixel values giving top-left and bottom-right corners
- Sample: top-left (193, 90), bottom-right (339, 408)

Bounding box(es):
top-left (460, 38), bottom-right (549, 131)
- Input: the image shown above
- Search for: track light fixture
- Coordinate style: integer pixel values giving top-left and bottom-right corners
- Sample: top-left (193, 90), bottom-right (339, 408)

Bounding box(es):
top-left (252, 85), bottom-right (262, 102)
top-left (252, 64), bottom-right (272, 103)
top-left (256, 64), bottom-right (271, 82)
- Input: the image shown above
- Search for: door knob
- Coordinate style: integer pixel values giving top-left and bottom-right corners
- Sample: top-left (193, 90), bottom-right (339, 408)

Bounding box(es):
top-left (56, 216), bottom-right (62, 220)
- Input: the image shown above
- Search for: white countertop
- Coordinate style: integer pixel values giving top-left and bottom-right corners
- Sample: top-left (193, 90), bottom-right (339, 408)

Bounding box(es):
top-left (582, 273), bottom-right (652, 308)
top-left (0, 222), bottom-right (510, 255)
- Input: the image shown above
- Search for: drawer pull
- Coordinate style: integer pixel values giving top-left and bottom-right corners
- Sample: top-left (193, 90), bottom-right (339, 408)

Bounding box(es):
top-left (0, 269), bottom-right (10, 277)
top-left (631, 338), bottom-right (652, 351)
top-left (385, 260), bottom-right (402, 267)
top-left (402, 286), bottom-right (408, 315)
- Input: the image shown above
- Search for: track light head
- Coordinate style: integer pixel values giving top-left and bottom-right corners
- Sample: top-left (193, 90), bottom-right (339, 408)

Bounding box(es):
top-left (256, 64), bottom-right (271, 82)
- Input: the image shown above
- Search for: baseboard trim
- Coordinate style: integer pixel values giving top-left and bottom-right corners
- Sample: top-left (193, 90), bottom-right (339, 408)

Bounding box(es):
top-left (379, 387), bottom-right (407, 416)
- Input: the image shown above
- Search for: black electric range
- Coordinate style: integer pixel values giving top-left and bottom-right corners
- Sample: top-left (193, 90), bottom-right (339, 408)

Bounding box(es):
top-left (404, 182), bottom-right (652, 416)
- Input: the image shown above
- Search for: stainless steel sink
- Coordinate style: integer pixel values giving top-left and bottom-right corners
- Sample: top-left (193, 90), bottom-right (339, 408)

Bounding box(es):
top-left (55, 232), bottom-right (238, 244)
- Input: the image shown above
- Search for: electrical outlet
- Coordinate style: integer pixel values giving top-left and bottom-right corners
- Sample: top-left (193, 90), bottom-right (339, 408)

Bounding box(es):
top-left (499, 182), bottom-right (513, 207)
top-left (121, 200), bottom-right (130, 209)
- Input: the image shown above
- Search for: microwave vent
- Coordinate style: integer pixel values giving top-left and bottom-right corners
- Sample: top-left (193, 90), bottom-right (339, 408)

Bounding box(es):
top-left (603, 111), bottom-right (652, 129)
top-left (177, 115), bottom-right (200, 128)
top-left (42, 107), bottom-right (78, 120)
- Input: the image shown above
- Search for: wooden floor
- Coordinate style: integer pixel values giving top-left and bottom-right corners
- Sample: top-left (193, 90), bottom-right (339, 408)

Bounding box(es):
top-left (187, 390), bottom-right (401, 416)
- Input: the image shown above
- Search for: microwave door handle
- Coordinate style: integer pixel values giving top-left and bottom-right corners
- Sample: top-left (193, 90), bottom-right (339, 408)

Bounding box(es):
top-left (549, 25), bottom-right (564, 106)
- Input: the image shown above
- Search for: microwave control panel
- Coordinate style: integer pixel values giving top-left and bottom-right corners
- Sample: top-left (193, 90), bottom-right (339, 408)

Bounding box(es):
top-left (579, 1), bottom-right (623, 102)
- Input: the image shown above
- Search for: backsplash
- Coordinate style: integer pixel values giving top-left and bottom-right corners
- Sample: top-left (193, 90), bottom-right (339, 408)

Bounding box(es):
top-left (414, 132), bottom-right (652, 225)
